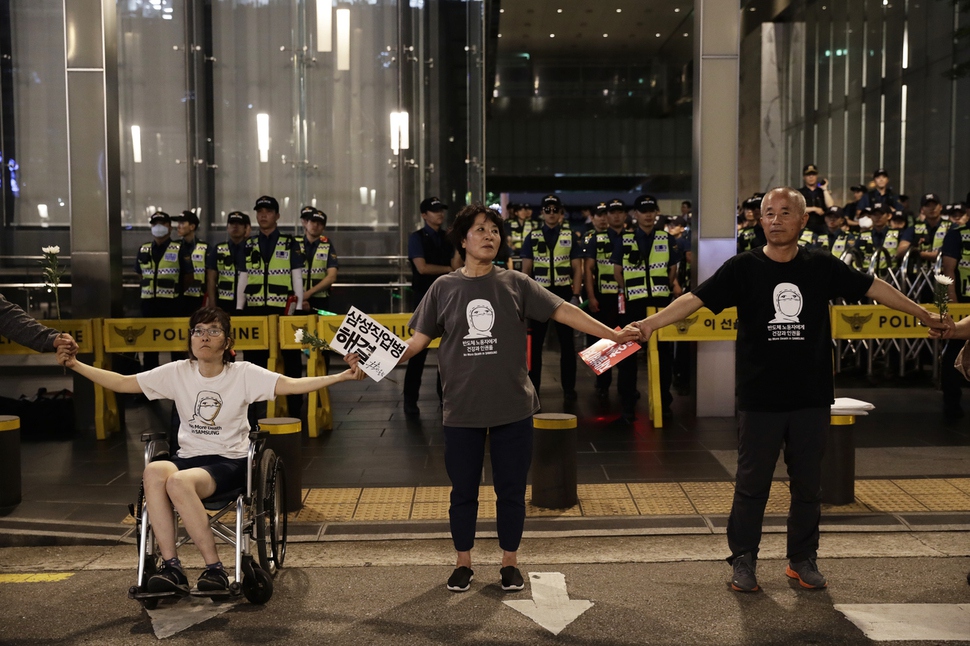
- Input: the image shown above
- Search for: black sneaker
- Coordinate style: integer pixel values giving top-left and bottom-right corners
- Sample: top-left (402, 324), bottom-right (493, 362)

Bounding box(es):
top-left (197, 567), bottom-right (230, 592)
top-left (403, 401), bottom-right (420, 416)
top-left (147, 563), bottom-right (189, 594)
top-left (731, 553), bottom-right (759, 592)
top-left (500, 566), bottom-right (524, 592)
top-left (446, 566), bottom-right (474, 592)
top-left (786, 558), bottom-right (827, 589)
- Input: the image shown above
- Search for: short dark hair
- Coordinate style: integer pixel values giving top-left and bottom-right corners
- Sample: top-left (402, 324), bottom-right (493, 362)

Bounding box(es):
top-left (681, 200), bottom-right (692, 208)
top-left (448, 204), bottom-right (505, 261)
top-left (187, 306), bottom-right (235, 363)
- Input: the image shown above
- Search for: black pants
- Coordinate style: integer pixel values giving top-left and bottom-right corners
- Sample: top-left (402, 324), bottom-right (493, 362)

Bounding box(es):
top-left (942, 338), bottom-right (965, 413)
top-left (528, 318), bottom-right (576, 394)
top-left (616, 298), bottom-right (672, 411)
top-left (586, 292), bottom-right (619, 391)
top-left (443, 418), bottom-right (533, 553)
top-left (727, 408), bottom-right (828, 563)
top-left (402, 347), bottom-right (442, 405)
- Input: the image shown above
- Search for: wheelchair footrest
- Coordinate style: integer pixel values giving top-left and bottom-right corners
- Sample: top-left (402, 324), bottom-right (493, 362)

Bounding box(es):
top-left (190, 586), bottom-right (241, 599)
top-left (129, 588), bottom-right (189, 601)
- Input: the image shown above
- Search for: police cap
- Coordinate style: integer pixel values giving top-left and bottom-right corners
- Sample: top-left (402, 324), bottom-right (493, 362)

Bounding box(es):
top-left (607, 199), bottom-right (626, 212)
top-left (149, 211), bottom-right (171, 224)
top-left (824, 206), bottom-right (843, 219)
top-left (742, 196), bottom-right (762, 210)
top-left (920, 192), bottom-right (941, 207)
top-left (802, 164), bottom-right (819, 175)
top-left (871, 202), bottom-right (893, 214)
top-left (310, 210), bottom-right (328, 226)
top-left (872, 168), bottom-right (889, 178)
top-left (420, 196), bottom-right (447, 213)
top-left (594, 202), bottom-right (608, 215)
top-left (300, 206), bottom-right (317, 220)
top-left (951, 202), bottom-right (967, 214)
top-left (541, 194), bottom-right (563, 210)
top-left (633, 195), bottom-right (658, 212)
top-left (850, 184), bottom-right (865, 193)
top-left (254, 195), bottom-right (280, 212)
top-left (173, 210), bottom-right (199, 226)
top-left (227, 211), bottom-right (251, 226)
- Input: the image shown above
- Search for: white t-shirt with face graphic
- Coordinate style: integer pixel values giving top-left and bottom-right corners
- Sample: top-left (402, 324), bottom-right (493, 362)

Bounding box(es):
top-left (137, 360), bottom-right (280, 459)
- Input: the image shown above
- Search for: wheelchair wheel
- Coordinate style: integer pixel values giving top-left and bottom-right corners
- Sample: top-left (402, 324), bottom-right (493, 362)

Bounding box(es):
top-left (255, 451), bottom-right (287, 576)
top-left (242, 563), bottom-right (274, 605)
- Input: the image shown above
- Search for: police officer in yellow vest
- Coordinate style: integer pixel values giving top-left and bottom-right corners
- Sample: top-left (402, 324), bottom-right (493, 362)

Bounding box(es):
top-left (239, 195), bottom-right (306, 418)
top-left (584, 200), bottom-right (625, 398)
top-left (897, 193), bottom-right (950, 265)
top-left (506, 203), bottom-right (537, 270)
top-left (205, 210), bottom-right (250, 314)
top-left (173, 210), bottom-right (208, 315)
top-left (738, 196), bottom-right (767, 253)
top-left (815, 206), bottom-right (855, 258)
top-left (855, 203), bottom-right (901, 273)
top-left (136, 211), bottom-right (183, 371)
top-left (940, 215), bottom-right (970, 421)
top-left (612, 195), bottom-right (682, 422)
top-left (521, 194), bottom-right (584, 400)
top-left (296, 206), bottom-right (339, 314)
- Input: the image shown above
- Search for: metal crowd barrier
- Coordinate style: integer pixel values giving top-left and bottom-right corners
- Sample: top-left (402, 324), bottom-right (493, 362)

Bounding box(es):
top-left (646, 303), bottom-right (970, 429)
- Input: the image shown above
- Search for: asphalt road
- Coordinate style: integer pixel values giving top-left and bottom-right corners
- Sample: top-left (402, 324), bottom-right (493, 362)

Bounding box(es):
top-left (1, 534), bottom-right (968, 645)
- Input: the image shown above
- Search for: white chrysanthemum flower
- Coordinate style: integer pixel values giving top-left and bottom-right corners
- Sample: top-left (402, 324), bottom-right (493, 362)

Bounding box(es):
top-left (42, 245), bottom-right (60, 254)
top-left (934, 274), bottom-right (954, 286)
top-left (294, 328), bottom-right (305, 343)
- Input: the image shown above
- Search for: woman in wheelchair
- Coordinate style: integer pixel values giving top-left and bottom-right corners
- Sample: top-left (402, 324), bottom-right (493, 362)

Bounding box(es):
top-left (57, 306), bottom-right (363, 594)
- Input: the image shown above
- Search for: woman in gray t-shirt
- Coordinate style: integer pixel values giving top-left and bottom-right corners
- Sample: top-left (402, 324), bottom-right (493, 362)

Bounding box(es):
top-left (350, 205), bottom-right (638, 593)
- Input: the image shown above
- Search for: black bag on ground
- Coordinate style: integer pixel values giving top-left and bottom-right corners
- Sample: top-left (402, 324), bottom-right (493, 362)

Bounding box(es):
top-left (0, 388), bottom-right (75, 441)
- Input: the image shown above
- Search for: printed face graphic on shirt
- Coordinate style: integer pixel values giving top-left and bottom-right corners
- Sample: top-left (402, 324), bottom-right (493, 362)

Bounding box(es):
top-left (190, 390), bottom-right (223, 426)
top-left (464, 299), bottom-right (495, 339)
top-left (770, 282), bottom-right (803, 323)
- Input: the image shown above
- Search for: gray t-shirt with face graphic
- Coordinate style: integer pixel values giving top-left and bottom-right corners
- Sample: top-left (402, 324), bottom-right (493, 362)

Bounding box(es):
top-left (409, 267), bottom-right (564, 427)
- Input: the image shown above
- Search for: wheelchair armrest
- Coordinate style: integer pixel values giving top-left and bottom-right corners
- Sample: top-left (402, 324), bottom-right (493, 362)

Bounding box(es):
top-left (249, 430), bottom-right (269, 442)
top-left (141, 431), bottom-right (168, 443)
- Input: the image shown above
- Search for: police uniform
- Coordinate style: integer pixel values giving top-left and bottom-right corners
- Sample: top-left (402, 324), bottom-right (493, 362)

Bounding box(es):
top-left (940, 223), bottom-right (970, 419)
top-left (857, 169), bottom-right (904, 212)
top-left (136, 211), bottom-right (182, 371)
top-left (206, 211), bottom-right (250, 314)
top-left (295, 207), bottom-right (339, 314)
top-left (797, 164), bottom-right (829, 235)
top-left (173, 210), bottom-right (209, 315)
top-left (584, 201), bottom-right (623, 394)
top-left (403, 197), bottom-right (454, 414)
top-left (855, 207), bottom-right (901, 274)
top-left (738, 196), bottom-right (766, 253)
top-left (815, 206), bottom-right (855, 258)
top-left (522, 194), bottom-right (583, 398)
top-left (612, 196), bottom-right (680, 418)
top-left (243, 195), bottom-right (305, 419)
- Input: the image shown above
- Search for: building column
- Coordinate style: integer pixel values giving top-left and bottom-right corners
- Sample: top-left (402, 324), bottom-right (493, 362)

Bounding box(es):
top-left (693, 0), bottom-right (739, 417)
top-left (65, 0), bottom-right (123, 320)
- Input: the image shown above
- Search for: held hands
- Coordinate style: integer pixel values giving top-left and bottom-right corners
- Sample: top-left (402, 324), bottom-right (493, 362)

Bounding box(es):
top-left (52, 333), bottom-right (78, 355)
top-left (56, 344), bottom-right (78, 369)
top-left (341, 364), bottom-right (366, 382)
top-left (634, 319), bottom-right (654, 343)
top-left (927, 312), bottom-right (955, 340)
top-left (615, 323), bottom-right (641, 345)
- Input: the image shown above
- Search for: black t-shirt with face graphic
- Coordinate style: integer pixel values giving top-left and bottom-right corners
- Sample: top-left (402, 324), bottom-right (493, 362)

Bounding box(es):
top-left (693, 247), bottom-right (873, 412)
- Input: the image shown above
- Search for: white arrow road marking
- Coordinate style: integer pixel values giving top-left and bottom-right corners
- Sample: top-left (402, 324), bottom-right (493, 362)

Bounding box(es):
top-left (503, 572), bottom-right (593, 636)
top-left (835, 604), bottom-right (970, 642)
top-left (147, 596), bottom-right (238, 639)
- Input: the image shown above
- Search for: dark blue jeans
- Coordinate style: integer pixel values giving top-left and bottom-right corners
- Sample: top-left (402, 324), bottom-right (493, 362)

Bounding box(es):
top-left (444, 417), bottom-right (533, 553)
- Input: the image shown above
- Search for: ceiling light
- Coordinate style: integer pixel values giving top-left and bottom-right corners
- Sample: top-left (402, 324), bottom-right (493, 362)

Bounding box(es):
top-left (557, 8), bottom-right (562, 13)
top-left (655, 33), bottom-right (661, 37)
top-left (500, 8), bottom-right (504, 12)
top-left (674, 7), bottom-right (680, 12)
top-left (497, 33), bottom-right (502, 37)
top-left (603, 33), bottom-right (608, 37)
top-left (616, 8), bottom-right (622, 12)
top-left (683, 32), bottom-right (688, 37)
top-left (549, 33), bottom-right (555, 38)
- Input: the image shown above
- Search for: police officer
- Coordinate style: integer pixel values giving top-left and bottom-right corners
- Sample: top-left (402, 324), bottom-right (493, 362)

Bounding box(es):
top-left (855, 203), bottom-right (900, 273)
top-left (136, 211), bottom-right (182, 371)
top-left (940, 213), bottom-right (969, 421)
top-left (815, 206), bottom-right (855, 258)
top-left (205, 211), bottom-right (250, 314)
top-left (858, 168), bottom-right (904, 212)
top-left (240, 195), bottom-right (305, 419)
top-left (844, 185), bottom-right (866, 224)
top-left (404, 197), bottom-right (456, 416)
top-left (297, 206), bottom-right (339, 314)
top-left (173, 210), bottom-right (208, 315)
top-left (583, 201), bottom-right (623, 398)
top-left (897, 192), bottom-right (951, 265)
top-left (506, 203), bottom-right (537, 265)
top-left (797, 164), bottom-right (833, 234)
top-left (521, 194), bottom-right (584, 401)
top-left (738, 196), bottom-right (767, 253)
top-left (612, 195), bottom-right (681, 422)
top-left (951, 203), bottom-right (968, 228)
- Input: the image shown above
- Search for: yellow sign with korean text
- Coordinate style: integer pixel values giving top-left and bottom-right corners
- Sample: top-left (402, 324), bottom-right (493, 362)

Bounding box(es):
top-left (101, 317), bottom-right (270, 352)
top-left (831, 303), bottom-right (970, 339)
top-left (318, 314), bottom-right (440, 349)
top-left (0, 319), bottom-right (94, 354)
top-left (654, 307), bottom-right (739, 341)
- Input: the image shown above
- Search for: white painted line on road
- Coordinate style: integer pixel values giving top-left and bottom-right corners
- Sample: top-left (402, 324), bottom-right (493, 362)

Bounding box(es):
top-left (836, 604), bottom-right (970, 641)
top-left (504, 572), bottom-right (593, 636)
top-left (147, 595), bottom-right (238, 639)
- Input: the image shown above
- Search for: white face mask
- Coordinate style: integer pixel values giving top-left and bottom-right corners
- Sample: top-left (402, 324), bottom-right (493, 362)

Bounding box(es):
top-left (151, 224), bottom-right (169, 237)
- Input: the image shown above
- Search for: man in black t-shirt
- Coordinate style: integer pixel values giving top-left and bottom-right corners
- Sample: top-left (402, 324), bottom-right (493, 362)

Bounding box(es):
top-left (631, 187), bottom-right (944, 594)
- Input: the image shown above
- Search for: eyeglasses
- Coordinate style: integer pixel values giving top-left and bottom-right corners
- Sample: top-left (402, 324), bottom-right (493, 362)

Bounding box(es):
top-left (190, 327), bottom-right (226, 338)
top-left (541, 207), bottom-right (561, 214)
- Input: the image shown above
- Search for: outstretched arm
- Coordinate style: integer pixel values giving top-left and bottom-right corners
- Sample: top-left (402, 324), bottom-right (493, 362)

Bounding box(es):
top-left (550, 302), bottom-right (639, 344)
top-left (57, 349), bottom-right (144, 393)
top-left (274, 364), bottom-right (365, 395)
top-left (866, 278), bottom-right (945, 329)
top-left (636, 293), bottom-right (706, 341)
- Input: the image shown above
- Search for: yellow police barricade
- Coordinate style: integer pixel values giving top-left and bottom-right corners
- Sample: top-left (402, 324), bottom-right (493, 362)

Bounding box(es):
top-left (276, 314), bottom-right (329, 435)
top-left (0, 319), bottom-right (113, 438)
top-left (101, 316), bottom-right (271, 438)
top-left (645, 303), bottom-right (968, 429)
top-left (312, 313), bottom-right (440, 438)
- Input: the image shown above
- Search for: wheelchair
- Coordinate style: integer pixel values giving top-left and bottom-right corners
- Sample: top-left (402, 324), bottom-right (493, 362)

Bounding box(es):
top-left (127, 428), bottom-right (287, 608)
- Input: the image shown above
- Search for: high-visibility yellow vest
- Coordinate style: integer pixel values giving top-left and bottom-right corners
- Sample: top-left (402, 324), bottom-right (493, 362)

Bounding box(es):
top-left (182, 240), bottom-right (209, 298)
top-left (857, 228), bottom-right (900, 271)
top-left (797, 229), bottom-right (816, 248)
top-left (620, 231), bottom-right (670, 301)
top-left (508, 218), bottom-right (536, 253)
top-left (956, 226), bottom-right (970, 300)
top-left (737, 226), bottom-right (760, 252)
top-left (530, 228), bottom-right (573, 288)
top-left (244, 233), bottom-right (295, 309)
top-left (913, 220), bottom-right (950, 252)
top-left (816, 232), bottom-right (851, 257)
top-left (588, 230), bottom-right (618, 294)
top-left (213, 241), bottom-right (239, 306)
top-left (138, 240), bottom-right (181, 300)
top-left (297, 236), bottom-right (334, 299)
